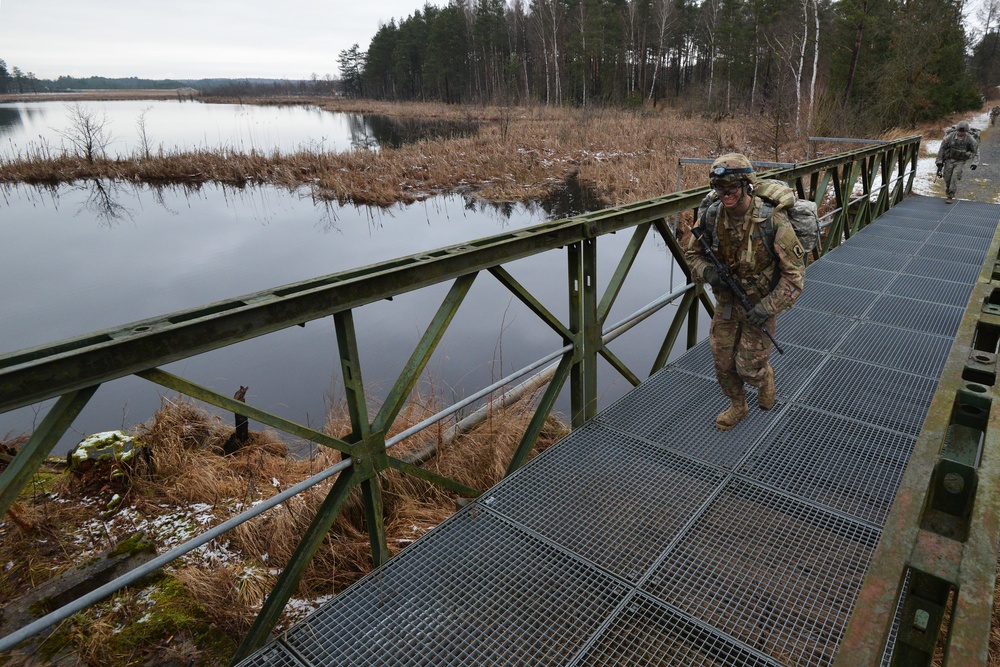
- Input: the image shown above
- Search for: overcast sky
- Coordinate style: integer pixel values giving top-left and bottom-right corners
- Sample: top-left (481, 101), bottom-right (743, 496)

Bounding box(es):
top-left (1, 0), bottom-right (992, 82)
top-left (0, 0), bottom-right (440, 81)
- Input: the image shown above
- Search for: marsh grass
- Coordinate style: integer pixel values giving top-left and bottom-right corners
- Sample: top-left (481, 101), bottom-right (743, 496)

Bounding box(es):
top-left (0, 98), bottom-right (824, 209)
top-left (0, 391), bottom-right (565, 666)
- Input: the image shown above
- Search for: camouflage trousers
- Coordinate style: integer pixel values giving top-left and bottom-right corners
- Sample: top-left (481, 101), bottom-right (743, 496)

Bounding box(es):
top-left (709, 309), bottom-right (776, 401)
top-left (942, 160), bottom-right (967, 199)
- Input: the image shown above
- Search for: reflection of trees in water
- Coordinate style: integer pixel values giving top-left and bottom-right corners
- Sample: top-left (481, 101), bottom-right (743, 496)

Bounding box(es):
top-left (537, 172), bottom-right (608, 219)
top-left (346, 114), bottom-right (481, 150)
top-left (459, 172), bottom-right (606, 223)
top-left (0, 108), bottom-right (24, 135)
top-left (6, 175), bottom-right (603, 242)
top-left (461, 195), bottom-right (517, 222)
top-left (5, 179), bottom-right (388, 234)
top-left (0, 182), bottom-right (61, 208)
top-left (298, 189), bottom-right (351, 233)
top-left (77, 180), bottom-right (135, 227)
top-left (346, 114), bottom-right (379, 150)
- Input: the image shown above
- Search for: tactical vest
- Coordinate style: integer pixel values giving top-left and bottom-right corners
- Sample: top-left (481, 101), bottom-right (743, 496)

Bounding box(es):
top-left (706, 199), bottom-right (781, 301)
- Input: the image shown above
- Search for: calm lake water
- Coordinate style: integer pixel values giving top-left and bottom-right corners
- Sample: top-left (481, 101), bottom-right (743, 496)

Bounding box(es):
top-left (0, 101), bottom-right (697, 454)
top-left (0, 99), bottom-right (475, 158)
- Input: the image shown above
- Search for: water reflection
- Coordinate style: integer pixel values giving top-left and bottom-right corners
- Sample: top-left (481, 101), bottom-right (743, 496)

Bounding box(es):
top-left (80, 179), bottom-right (136, 226)
top-left (538, 171), bottom-right (610, 218)
top-left (0, 101), bottom-right (486, 160)
top-left (347, 114), bottom-right (480, 150)
top-left (456, 172), bottom-right (609, 222)
top-left (0, 108), bottom-right (22, 134)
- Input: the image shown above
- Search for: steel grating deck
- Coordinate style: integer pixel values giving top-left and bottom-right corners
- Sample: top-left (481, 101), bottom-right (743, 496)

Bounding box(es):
top-left (237, 195), bottom-right (1000, 667)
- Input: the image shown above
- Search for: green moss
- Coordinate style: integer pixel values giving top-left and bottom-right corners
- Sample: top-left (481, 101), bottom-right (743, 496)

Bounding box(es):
top-left (27, 596), bottom-right (53, 616)
top-left (100, 576), bottom-right (236, 666)
top-left (107, 532), bottom-right (154, 559)
top-left (28, 575), bottom-right (235, 667)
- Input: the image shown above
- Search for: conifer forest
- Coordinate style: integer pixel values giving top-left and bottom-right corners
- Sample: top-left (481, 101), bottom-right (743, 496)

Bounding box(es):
top-left (338, 0), bottom-right (1000, 134)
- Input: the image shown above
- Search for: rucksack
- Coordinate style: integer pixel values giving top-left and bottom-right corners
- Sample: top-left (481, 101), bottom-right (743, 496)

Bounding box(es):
top-left (943, 124), bottom-right (981, 141)
top-left (696, 178), bottom-right (820, 258)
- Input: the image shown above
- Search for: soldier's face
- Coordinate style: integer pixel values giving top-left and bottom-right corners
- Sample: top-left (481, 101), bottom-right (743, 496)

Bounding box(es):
top-left (714, 182), bottom-right (744, 208)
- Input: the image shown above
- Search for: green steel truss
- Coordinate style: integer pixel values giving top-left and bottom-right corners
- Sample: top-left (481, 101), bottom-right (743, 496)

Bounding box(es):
top-left (0, 136), bottom-right (921, 661)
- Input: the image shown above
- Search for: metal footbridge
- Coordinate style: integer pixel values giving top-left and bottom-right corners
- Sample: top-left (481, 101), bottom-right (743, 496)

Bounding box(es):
top-left (233, 195), bottom-right (1000, 667)
top-left (2, 135), bottom-right (1000, 666)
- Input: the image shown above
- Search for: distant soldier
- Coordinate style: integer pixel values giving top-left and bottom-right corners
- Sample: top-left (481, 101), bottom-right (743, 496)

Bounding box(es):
top-left (683, 154), bottom-right (806, 430)
top-left (935, 120), bottom-right (979, 204)
top-left (990, 105), bottom-right (1000, 126)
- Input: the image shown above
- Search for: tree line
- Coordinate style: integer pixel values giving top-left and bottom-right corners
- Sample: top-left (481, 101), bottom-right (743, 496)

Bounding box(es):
top-left (0, 60), bottom-right (189, 93)
top-left (338, 0), bottom-right (995, 134)
top-left (0, 59), bottom-right (335, 97)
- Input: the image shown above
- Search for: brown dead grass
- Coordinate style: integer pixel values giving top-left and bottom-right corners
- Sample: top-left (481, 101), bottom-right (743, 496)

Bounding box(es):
top-left (0, 98), bottom-right (819, 208)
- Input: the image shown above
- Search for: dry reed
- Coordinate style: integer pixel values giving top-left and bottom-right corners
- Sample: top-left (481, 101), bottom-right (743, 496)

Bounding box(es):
top-left (0, 98), bottom-right (819, 209)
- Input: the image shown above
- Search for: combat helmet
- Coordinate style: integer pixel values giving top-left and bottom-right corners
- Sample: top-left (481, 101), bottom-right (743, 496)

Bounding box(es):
top-left (709, 153), bottom-right (756, 186)
top-left (957, 120), bottom-right (970, 132)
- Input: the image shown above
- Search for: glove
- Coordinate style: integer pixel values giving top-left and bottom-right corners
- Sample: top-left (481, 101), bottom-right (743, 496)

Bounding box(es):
top-left (936, 165), bottom-right (943, 178)
top-left (747, 304), bottom-right (770, 326)
top-left (703, 266), bottom-right (725, 291)
top-left (971, 164), bottom-right (977, 170)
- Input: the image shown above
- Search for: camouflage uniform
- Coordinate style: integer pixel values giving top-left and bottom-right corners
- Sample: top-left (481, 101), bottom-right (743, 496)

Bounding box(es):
top-left (684, 156), bottom-right (806, 426)
top-left (990, 106), bottom-right (999, 127)
top-left (935, 121), bottom-right (979, 202)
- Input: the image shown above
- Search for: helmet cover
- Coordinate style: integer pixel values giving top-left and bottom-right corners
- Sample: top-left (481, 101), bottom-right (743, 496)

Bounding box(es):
top-left (709, 153), bottom-right (755, 185)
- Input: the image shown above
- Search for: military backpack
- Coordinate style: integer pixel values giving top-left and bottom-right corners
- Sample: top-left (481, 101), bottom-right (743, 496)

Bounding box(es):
top-left (696, 178), bottom-right (821, 258)
top-left (943, 124), bottom-right (981, 141)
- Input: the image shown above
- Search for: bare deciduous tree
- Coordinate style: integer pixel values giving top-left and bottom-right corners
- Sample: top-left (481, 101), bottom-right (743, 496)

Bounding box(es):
top-left (136, 106), bottom-right (154, 159)
top-left (58, 104), bottom-right (113, 163)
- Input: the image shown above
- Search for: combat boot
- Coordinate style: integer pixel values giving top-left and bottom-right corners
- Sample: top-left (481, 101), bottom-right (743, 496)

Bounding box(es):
top-left (716, 398), bottom-right (749, 430)
top-left (758, 364), bottom-right (776, 410)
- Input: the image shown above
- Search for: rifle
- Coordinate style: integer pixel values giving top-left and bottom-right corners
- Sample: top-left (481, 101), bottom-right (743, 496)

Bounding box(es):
top-left (692, 225), bottom-right (784, 354)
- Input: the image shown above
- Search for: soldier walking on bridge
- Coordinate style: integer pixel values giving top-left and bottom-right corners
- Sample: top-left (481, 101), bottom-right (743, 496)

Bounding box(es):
top-left (935, 120), bottom-right (979, 204)
top-left (684, 154), bottom-right (806, 430)
top-left (990, 105), bottom-right (1000, 127)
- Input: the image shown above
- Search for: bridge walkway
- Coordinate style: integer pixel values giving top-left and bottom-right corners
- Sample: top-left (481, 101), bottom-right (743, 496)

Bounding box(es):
top-left (237, 194), bottom-right (1000, 667)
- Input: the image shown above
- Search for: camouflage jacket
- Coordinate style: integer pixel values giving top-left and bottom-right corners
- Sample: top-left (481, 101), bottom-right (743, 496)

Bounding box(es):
top-left (684, 195), bottom-right (806, 317)
top-left (936, 131), bottom-right (979, 165)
